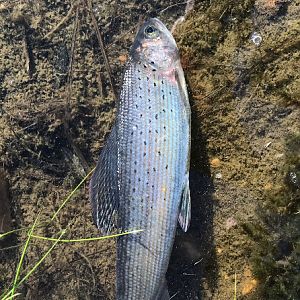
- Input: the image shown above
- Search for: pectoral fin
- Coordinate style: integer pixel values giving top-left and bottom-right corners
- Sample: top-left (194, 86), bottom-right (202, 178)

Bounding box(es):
top-left (178, 174), bottom-right (191, 232)
top-left (89, 126), bottom-right (119, 234)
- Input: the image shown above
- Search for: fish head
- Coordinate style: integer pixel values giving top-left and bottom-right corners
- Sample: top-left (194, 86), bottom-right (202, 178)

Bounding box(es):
top-left (130, 18), bottom-right (179, 72)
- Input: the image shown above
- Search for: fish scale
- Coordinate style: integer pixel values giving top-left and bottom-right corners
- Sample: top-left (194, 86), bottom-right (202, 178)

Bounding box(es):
top-left (90, 18), bottom-right (191, 300)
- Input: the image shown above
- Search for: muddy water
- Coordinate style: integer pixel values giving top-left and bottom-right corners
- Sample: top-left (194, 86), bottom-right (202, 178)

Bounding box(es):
top-left (0, 1), bottom-right (299, 299)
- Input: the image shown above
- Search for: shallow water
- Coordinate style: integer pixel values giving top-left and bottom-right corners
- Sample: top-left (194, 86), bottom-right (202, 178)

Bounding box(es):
top-left (0, 1), bottom-right (299, 299)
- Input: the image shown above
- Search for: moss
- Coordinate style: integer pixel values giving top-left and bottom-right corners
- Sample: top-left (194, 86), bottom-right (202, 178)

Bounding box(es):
top-left (245, 134), bottom-right (300, 299)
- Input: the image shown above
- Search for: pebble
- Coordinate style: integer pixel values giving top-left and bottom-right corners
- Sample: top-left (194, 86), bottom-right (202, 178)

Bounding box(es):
top-left (241, 278), bottom-right (258, 295)
top-left (215, 173), bottom-right (222, 179)
top-left (250, 32), bottom-right (262, 46)
top-left (210, 157), bottom-right (221, 168)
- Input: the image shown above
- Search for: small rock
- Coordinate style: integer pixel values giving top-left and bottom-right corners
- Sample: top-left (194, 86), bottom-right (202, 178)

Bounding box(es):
top-left (118, 54), bottom-right (128, 64)
top-left (215, 173), bottom-right (222, 179)
top-left (241, 278), bottom-right (258, 295)
top-left (210, 157), bottom-right (221, 168)
top-left (263, 182), bottom-right (273, 190)
top-left (0, 169), bottom-right (12, 235)
top-left (250, 32), bottom-right (262, 46)
top-left (225, 217), bottom-right (237, 230)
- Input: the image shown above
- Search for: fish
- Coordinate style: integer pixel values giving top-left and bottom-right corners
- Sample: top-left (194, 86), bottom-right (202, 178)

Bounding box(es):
top-left (89, 18), bottom-right (191, 300)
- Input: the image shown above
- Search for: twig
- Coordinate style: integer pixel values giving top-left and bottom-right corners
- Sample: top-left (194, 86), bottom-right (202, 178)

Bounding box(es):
top-left (75, 251), bottom-right (96, 289)
top-left (22, 26), bottom-right (34, 78)
top-left (86, 0), bottom-right (117, 100)
top-left (64, 7), bottom-right (90, 174)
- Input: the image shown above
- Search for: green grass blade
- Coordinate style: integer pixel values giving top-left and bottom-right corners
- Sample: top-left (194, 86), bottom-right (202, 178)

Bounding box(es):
top-left (50, 167), bottom-right (95, 221)
top-left (0, 167), bottom-right (95, 240)
top-left (10, 214), bottom-right (40, 298)
top-left (2, 230), bottom-right (66, 300)
top-left (31, 229), bottom-right (144, 243)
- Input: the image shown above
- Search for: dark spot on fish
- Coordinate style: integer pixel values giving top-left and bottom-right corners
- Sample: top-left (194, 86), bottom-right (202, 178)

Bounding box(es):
top-left (162, 109), bottom-right (166, 113)
top-left (149, 119), bottom-right (151, 124)
top-left (134, 169), bottom-right (137, 173)
top-left (155, 114), bottom-right (158, 119)
top-left (154, 82), bottom-right (157, 87)
top-left (144, 64), bottom-right (147, 68)
top-left (147, 76), bottom-right (150, 81)
top-left (134, 161), bottom-right (137, 165)
top-left (135, 93), bottom-right (137, 97)
top-left (129, 179), bottom-right (131, 184)
top-left (131, 131), bottom-right (134, 135)
top-left (144, 152), bottom-right (146, 156)
top-left (130, 141), bottom-right (133, 144)
top-left (164, 198), bottom-right (166, 202)
top-left (146, 182), bottom-right (149, 185)
top-left (171, 109), bottom-right (173, 112)
top-left (138, 177), bottom-right (141, 182)
top-left (148, 98), bottom-right (151, 102)
top-left (147, 169), bottom-right (150, 174)
top-left (139, 87), bottom-right (142, 90)
top-left (139, 95), bottom-right (142, 99)
top-left (152, 69), bottom-right (156, 72)
top-left (144, 141), bottom-right (147, 145)
top-left (148, 106), bottom-right (151, 109)
top-left (164, 138), bottom-right (166, 142)
top-left (161, 80), bottom-right (164, 84)
top-left (158, 151), bottom-right (161, 156)
top-left (140, 114), bottom-right (143, 118)
top-left (138, 77), bottom-right (141, 81)
top-left (153, 167), bottom-right (156, 172)
top-left (148, 88), bottom-right (151, 93)
top-left (140, 131), bottom-right (143, 135)
top-left (133, 188), bottom-right (136, 192)
top-left (169, 91), bottom-right (171, 95)
top-left (163, 126), bottom-right (166, 130)
top-left (155, 129), bottom-right (158, 134)
top-left (141, 198), bottom-right (144, 203)
top-left (166, 165), bottom-right (168, 169)
top-left (135, 104), bottom-right (138, 108)
top-left (150, 61), bottom-right (155, 65)
top-left (152, 185), bottom-right (154, 188)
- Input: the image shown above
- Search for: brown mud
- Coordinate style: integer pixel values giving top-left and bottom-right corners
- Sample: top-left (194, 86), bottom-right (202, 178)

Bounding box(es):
top-left (0, 0), bottom-right (299, 299)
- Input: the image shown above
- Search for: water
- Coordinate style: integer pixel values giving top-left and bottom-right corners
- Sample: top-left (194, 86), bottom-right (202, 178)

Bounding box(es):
top-left (0, 1), bottom-right (299, 299)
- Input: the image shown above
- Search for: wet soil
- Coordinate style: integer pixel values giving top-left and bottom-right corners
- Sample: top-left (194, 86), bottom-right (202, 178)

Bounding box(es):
top-left (0, 0), bottom-right (299, 299)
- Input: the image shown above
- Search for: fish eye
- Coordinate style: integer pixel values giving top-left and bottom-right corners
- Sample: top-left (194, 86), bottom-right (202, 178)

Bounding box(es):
top-left (144, 25), bottom-right (159, 39)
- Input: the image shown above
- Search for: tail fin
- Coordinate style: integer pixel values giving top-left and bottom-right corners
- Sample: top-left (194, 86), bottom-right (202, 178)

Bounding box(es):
top-left (155, 279), bottom-right (170, 300)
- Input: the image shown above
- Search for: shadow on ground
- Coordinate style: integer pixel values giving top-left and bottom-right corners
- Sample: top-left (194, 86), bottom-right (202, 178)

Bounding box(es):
top-left (167, 96), bottom-right (218, 299)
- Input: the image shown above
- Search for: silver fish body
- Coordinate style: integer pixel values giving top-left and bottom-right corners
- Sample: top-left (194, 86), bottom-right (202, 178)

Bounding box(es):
top-left (90, 18), bottom-right (191, 300)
